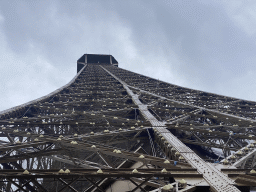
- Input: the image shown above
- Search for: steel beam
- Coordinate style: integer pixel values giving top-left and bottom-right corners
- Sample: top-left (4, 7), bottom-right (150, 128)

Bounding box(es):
top-left (101, 65), bottom-right (240, 192)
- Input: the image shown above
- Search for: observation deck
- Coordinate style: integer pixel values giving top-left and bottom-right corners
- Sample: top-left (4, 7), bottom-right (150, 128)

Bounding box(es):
top-left (77, 54), bottom-right (118, 73)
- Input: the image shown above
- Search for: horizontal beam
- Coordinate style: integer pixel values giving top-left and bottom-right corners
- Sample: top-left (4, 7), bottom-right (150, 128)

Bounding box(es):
top-left (0, 168), bottom-right (201, 179)
top-left (0, 148), bottom-right (62, 163)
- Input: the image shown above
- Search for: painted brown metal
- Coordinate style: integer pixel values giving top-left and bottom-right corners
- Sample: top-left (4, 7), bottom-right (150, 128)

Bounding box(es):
top-left (0, 54), bottom-right (256, 191)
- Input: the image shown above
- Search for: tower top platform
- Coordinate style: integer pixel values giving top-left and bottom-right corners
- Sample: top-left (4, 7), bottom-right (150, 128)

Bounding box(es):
top-left (77, 54), bottom-right (118, 72)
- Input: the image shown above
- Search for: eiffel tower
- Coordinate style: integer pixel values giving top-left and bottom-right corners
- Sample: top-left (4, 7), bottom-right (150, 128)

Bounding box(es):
top-left (0, 54), bottom-right (256, 192)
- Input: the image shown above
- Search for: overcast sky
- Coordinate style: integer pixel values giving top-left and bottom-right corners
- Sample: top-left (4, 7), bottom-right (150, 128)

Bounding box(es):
top-left (1, 0), bottom-right (256, 111)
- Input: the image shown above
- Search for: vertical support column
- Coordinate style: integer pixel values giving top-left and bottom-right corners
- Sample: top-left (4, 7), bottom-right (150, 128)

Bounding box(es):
top-left (110, 55), bottom-right (112, 65)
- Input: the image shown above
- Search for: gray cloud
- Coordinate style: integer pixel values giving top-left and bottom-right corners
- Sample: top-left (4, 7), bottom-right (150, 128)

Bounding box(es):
top-left (1, 0), bottom-right (256, 111)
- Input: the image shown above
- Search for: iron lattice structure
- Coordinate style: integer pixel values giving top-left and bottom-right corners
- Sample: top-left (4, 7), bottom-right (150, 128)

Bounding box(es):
top-left (0, 54), bottom-right (256, 192)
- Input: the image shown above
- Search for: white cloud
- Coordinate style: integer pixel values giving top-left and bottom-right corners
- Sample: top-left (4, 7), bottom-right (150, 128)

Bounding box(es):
top-left (221, 0), bottom-right (256, 36)
top-left (0, 14), bottom-right (4, 23)
top-left (1, 0), bottom-right (256, 112)
top-left (0, 22), bottom-right (70, 111)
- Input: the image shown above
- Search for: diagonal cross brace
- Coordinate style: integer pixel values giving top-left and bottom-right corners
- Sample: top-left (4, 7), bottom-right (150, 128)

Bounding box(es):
top-left (101, 65), bottom-right (241, 192)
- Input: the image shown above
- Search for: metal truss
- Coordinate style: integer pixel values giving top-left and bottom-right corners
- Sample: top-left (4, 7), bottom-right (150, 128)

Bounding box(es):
top-left (0, 54), bottom-right (256, 191)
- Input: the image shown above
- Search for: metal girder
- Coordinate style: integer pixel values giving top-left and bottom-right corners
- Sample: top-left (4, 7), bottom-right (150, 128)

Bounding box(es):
top-left (90, 146), bottom-right (145, 192)
top-left (57, 139), bottom-right (187, 168)
top-left (2, 56), bottom-right (256, 191)
top-left (0, 148), bottom-right (62, 163)
top-left (167, 125), bottom-right (256, 141)
top-left (235, 175), bottom-right (256, 186)
top-left (3, 129), bottom-right (189, 168)
top-left (0, 168), bottom-right (201, 178)
top-left (0, 141), bottom-right (49, 153)
top-left (128, 176), bottom-right (151, 192)
top-left (220, 142), bottom-right (256, 168)
top-left (6, 179), bottom-right (30, 192)
top-left (0, 168), bottom-right (200, 192)
top-left (58, 178), bottom-right (79, 192)
top-left (2, 162), bottom-right (45, 192)
top-left (49, 155), bottom-right (110, 169)
top-left (101, 65), bottom-right (240, 192)
top-left (127, 84), bottom-right (256, 124)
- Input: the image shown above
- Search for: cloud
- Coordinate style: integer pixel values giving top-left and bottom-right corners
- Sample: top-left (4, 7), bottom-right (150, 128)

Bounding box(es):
top-left (1, 0), bottom-right (256, 111)
top-left (220, 0), bottom-right (256, 36)
top-left (0, 23), bottom-right (66, 110)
